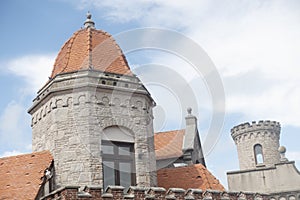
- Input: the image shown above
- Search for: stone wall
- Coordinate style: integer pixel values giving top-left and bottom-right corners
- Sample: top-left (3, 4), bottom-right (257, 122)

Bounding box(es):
top-left (227, 161), bottom-right (300, 193)
top-left (39, 185), bottom-right (270, 200)
top-left (231, 121), bottom-right (281, 170)
top-left (29, 70), bottom-right (157, 189)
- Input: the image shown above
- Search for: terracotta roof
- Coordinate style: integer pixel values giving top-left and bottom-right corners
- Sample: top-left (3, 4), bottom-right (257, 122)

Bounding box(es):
top-left (50, 28), bottom-right (133, 78)
top-left (157, 164), bottom-right (225, 191)
top-left (0, 151), bottom-right (53, 200)
top-left (154, 130), bottom-right (185, 160)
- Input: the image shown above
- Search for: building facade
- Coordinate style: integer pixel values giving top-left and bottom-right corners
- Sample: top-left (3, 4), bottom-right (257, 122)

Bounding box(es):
top-left (28, 13), bottom-right (157, 189)
top-left (227, 120), bottom-right (300, 198)
top-left (1, 12), bottom-right (299, 200)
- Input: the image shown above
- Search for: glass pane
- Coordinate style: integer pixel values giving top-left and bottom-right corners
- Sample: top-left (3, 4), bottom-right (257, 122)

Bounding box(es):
top-left (118, 146), bottom-right (131, 156)
top-left (103, 161), bottom-right (115, 190)
top-left (119, 162), bottom-right (132, 190)
top-left (102, 144), bottom-right (114, 154)
top-left (256, 154), bottom-right (263, 164)
top-left (254, 144), bottom-right (264, 164)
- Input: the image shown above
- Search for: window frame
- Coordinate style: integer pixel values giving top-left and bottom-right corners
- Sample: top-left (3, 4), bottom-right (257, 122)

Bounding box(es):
top-left (101, 140), bottom-right (136, 188)
top-left (254, 144), bottom-right (264, 165)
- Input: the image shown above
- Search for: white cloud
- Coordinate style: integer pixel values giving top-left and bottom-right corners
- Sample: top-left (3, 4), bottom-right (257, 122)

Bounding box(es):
top-left (0, 150), bottom-right (24, 158)
top-left (0, 101), bottom-right (30, 148)
top-left (75, 2), bottom-right (300, 181)
top-left (2, 54), bottom-right (55, 94)
top-left (0, 54), bottom-right (54, 157)
top-left (73, 0), bottom-right (300, 127)
top-left (287, 151), bottom-right (300, 161)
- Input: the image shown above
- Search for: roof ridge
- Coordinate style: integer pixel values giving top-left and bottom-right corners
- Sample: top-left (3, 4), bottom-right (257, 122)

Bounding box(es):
top-left (63, 30), bottom-right (78, 72)
top-left (0, 150), bottom-right (52, 160)
top-left (155, 129), bottom-right (185, 135)
top-left (50, 29), bottom-right (80, 78)
top-left (195, 164), bottom-right (224, 190)
top-left (87, 28), bottom-right (93, 69)
top-left (199, 164), bottom-right (211, 189)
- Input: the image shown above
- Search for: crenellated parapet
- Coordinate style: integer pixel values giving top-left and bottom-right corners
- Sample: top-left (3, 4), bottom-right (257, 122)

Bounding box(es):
top-left (40, 185), bottom-right (271, 200)
top-left (231, 120), bottom-right (281, 141)
top-left (230, 120), bottom-right (282, 170)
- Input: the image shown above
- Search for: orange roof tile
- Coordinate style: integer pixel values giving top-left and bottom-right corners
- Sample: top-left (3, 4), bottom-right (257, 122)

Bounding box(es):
top-left (50, 28), bottom-right (133, 78)
top-left (157, 164), bottom-right (225, 191)
top-left (0, 151), bottom-right (53, 200)
top-left (154, 130), bottom-right (185, 160)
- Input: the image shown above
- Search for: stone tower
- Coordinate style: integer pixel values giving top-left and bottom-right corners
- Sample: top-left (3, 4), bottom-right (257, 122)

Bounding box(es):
top-left (28, 13), bottom-right (157, 189)
top-left (228, 120), bottom-right (300, 194)
top-left (231, 120), bottom-right (281, 170)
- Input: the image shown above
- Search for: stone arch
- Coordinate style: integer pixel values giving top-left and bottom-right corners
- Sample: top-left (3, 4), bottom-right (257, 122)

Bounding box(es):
top-left (49, 101), bottom-right (54, 110)
top-left (67, 97), bottom-right (73, 106)
top-left (102, 125), bottom-right (134, 143)
top-left (249, 133), bottom-right (254, 139)
top-left (136, 100), bottom-right (142, 110)
top-left (90, 95), bottom-right (97, 103)
top-left (100, 117), bottom-right (135, 131)
top-left (44, 106), bottom-right (48, 116)
top-left (39, 109), bottom-right (43, 120)
top-left (34, 113), bottom-right (38, 124)
top-left (78, 95), bottom-right (86, 104)
top-left (113, 97), bottom-right (121, 106)
top-left (289, 196), bottom-right (296, 200)
top-left (256, 132), bottom-right (261, 138)
top-left (55, 99), bottom-right (64, 108)
top-left (279, 197), bottom-right (286, 200)
top-left (102, 96), bottom-right (109, 106)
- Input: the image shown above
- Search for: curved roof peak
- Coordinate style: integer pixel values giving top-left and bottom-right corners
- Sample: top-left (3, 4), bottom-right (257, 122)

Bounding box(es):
top-left (50, 14), bottom-right (133, 78)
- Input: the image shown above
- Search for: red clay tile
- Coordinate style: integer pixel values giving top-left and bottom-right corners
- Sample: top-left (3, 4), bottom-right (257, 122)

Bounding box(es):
top-left (51, 28), bottom-right (133, 78)
top-left (157, 164), bottom-right (225, 191)
top-left (0, 151), bottom-right (53, 200)
top-left (154, 130), bottom-right (185, 160)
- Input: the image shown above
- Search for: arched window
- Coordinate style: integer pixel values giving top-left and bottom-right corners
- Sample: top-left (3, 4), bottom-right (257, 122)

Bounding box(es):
top-left (102, 126), bottom-right (136, 191)
top-left (254, 144), bottom-right (264, 164)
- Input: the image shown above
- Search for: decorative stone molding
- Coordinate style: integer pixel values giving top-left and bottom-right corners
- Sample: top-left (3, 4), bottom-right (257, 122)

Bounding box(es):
top-left (40, 185), bottom-right (279, 200)
top-left (231, 120), bottom-right (281, 140)
top-left (31, 93), bottom-right (152, 127)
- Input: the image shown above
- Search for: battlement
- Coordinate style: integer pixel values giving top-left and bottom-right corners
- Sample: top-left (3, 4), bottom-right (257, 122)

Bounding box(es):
top-left (231, 120), bottom-right (281, 139)
top-left (40, 185), bottom-right (270, 200)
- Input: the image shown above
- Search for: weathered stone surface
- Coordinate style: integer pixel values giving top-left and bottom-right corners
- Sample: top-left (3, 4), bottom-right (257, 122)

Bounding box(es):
top-left (29, 70), bottom-right (157, 189)
top-left (231, 120), bottom-right (281, 170)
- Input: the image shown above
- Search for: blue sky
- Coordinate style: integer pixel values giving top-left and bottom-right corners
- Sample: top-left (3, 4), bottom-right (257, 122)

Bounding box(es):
top-left (0, 0), bottom-right (300, 188)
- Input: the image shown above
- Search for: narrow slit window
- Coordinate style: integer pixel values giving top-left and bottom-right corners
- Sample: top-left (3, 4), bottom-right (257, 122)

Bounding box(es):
top-left (254, 144), bottom-right (264, 164)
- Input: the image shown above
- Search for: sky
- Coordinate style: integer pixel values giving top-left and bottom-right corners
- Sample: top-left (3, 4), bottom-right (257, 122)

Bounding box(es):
top-left (0, 0), bottom-right (300, 188)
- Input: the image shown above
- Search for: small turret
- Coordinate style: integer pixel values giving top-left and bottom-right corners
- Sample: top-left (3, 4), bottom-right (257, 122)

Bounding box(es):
top-left (231, 120), bottom-right (281, 170)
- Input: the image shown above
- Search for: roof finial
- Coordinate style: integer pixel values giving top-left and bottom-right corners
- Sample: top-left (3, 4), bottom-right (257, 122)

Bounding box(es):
top-left (187, 107), bottom-right (192, 115)
top-left (84, 11), bottom-right (95, 29)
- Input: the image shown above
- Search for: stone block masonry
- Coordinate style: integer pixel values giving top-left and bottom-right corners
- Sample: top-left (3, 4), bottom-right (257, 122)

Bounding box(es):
top-left (231, 120), bottom-right (281, 170)
top-left (29, 70), bottom-right (157, 189)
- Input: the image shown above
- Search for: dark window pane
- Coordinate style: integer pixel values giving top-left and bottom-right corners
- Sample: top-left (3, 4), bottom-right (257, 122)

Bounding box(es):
top-left (103, 161), bottom-right (115, 190)
top-left (119, 162), bottom-right (131, 190)
top-left (118, 146), bottom-right (131, 156)
top-left (102, 144), bottom-right (114, 154)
